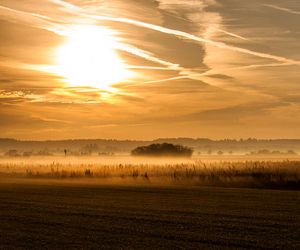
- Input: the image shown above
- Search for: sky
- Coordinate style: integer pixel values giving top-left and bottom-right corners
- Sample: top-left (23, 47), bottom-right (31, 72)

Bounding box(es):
top-left (0, 0), bottom-right (300, 140)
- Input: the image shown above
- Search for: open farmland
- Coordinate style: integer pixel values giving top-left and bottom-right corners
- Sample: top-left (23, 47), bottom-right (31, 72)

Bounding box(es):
top-left (0, 180), bottom-right (299, 249)
top-left (0, 156), bottom-right (299, 249)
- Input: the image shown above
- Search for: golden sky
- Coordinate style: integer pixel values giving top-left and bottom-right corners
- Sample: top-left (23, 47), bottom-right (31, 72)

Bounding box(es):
top-left (0, 0), bottom-right (300, 140)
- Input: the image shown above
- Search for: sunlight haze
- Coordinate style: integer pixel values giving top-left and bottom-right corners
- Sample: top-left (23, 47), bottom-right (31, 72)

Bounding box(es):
top-left (0, 0), bottom-right (300, 139)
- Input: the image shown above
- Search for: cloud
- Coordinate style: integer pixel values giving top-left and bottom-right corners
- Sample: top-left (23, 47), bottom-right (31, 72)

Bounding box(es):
top-left (6, 0), bottom-right (295, 65)
top-left (0, 5), bottom-right (66, 35)
top-left (2, 0), bottom-right (300, 93)
top-left (179, 101), bottom-right (290, 122)
top-left (83, 11), bottom-right (300, 65)
top-left (1, 0), bottom-right (300, 139)
top-left (282, 95), bottom-right (300, 104)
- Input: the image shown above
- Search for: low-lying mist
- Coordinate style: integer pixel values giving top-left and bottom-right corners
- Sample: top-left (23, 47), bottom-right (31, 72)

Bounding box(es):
top-left (0, 155), bottom-right (299, 189)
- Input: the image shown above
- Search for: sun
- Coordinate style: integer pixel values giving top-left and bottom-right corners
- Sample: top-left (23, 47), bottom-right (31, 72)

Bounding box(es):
top-left (55, 25), bottom-right (131, 90)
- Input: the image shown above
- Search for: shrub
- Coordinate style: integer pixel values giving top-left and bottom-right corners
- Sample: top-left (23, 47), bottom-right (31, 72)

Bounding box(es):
top-left (5, 149), bottom-right (20, 157)
top-left (131, 143), bottom-right (193, 157)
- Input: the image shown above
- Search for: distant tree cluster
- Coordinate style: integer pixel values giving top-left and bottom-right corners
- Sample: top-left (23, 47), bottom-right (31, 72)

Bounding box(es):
top-left (131, 143), bottom-right (193, 157)
top-left (4, 149), bottom-right (52, 157)
top-left (5, 149), bottom-right (19, 157)
top-left (249, 149), bottom-right (297, 155)
top-left (81, 144), bottom-right (99, 155)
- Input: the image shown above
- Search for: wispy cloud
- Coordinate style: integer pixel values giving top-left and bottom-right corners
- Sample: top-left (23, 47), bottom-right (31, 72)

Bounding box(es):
top-left (0, 5), bottom-right (66, 35)
top-left (46, 0), bottom-right (300, 65)
top-left (82, 11), bottom-right (300, 65)
top-left (0, 4), bottom-right (188, 78)
top-left (2, 0), bottom-right (300, 89)
top-left (1, 0), bottom-right (300, 139)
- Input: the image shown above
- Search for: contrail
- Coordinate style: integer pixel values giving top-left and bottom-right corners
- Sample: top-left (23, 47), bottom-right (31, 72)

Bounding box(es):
top-left (212, 28), bottom-right (249, 41)
top-left (263, 4), bottom-right (300, 15)
top-left (0, 5), bottom-right (185, 73)
top-left (180, 62), bottom-right (295, 79)
top-left (49, 0), bottom-right (82, 12)
top-left (205, 62), bottom-right (295, 75)
top-left (133, 76), bottom-right (188, 86)
top-left (141, 60), bottom-right (296, 85)
top-left (126, 66), bottom-right (177, 71)
top-left (49, 0), bottom-right (300, 65)
top-left (0, 5), bottom-right (66, 35)
top-left (87, 14), bottom-right (300, 65)
top-left (163, 10), bottom-right (249, 41)
top-left (3, 2), bottom-right (299, 88)
top-left (2, 0), bottom-right (300, 90)
top-left (231, 62), bottom-right (294, 71)
top-left (116, 44), bottom-right (183, 71)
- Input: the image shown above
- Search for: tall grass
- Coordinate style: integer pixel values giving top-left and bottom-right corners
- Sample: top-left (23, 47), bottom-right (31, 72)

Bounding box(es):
top-left (0, 157), bottom-right (299, 189)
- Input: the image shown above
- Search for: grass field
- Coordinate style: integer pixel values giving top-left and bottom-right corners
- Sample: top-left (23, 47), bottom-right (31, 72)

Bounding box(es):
top-left (0, 156), bottom-right (299, 189)
top-left (0, 156), bottom-right (299, 249)
top-left (0, 180), bottom-right (299, 249)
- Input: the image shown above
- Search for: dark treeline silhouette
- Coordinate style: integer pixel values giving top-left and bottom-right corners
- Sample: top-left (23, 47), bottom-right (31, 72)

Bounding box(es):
top-left (0, 138), bottom-right (300, 155)
top-left (131, 143), bottom-right (193, 157)
top-left (249, 149), bottom-right (297, 155)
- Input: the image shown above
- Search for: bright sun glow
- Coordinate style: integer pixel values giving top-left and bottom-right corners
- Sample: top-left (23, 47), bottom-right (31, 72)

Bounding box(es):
top-left (56, 25), bottom-right (131, 90)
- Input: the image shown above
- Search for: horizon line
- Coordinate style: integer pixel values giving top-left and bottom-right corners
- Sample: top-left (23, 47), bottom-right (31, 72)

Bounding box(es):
top-left (1, 137), bottom-right (300, 142)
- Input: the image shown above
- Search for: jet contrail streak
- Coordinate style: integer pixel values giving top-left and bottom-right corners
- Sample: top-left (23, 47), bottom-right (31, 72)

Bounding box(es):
top-left (116, 44), bottom-right (183, 71)
top-left (231, 62), bottom-right (294, 71)
top-left (2, 0), bottom-right (299, 90)
top-left (49, 0), bottom-right (300, 65)
top-left (87, 14), bottom-right (300, 65)
top-left (0, 5), bottom-right (66, 35)
top-left (163, 11), bottom-right (249, 41)
top-left (132, 76), bottom-right (188, 86)
top-left (126, 66), bottom-right (176, 71)
top-left (213, 28), bottom-right (249, 41)
top-left (0, 5), bottom-right (184, 73)
top-left (263, 4), bottom-right (300, 15)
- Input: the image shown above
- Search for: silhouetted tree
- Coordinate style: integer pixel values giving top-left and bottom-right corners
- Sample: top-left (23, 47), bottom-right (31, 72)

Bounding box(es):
top-left (131, 143), bottom-right (193, 157)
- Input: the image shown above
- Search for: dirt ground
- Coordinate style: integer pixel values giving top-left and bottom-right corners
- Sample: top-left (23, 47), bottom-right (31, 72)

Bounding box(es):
top-left (0, 179), bottom-right (299, 249)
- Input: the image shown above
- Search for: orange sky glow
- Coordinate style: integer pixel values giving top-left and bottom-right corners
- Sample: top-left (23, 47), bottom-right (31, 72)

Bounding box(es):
top-left (0, 0), bottom-right (300, 140)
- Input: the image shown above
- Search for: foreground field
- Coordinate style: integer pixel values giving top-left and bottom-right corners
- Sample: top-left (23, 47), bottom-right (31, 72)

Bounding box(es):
top-left (0, 180), bottom-right (299, 249)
